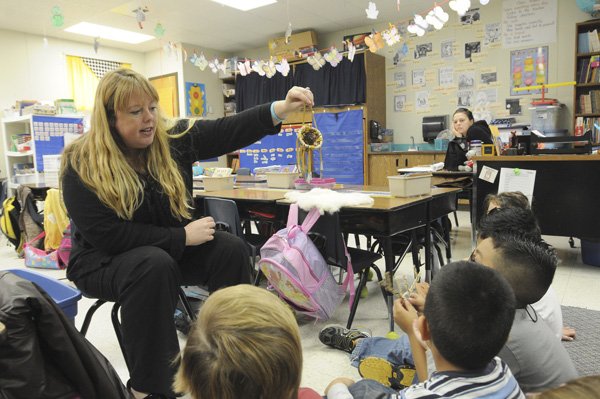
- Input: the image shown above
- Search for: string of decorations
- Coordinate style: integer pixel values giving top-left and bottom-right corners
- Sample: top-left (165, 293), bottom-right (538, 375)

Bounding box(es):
top-left (49, 0), bottom-right (488, 72)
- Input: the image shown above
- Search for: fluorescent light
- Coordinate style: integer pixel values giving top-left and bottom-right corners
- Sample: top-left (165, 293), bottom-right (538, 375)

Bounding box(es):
top-left (211, 0), bottom-right (277, 11)
top-left (65, 22), bottom-right (154, 44)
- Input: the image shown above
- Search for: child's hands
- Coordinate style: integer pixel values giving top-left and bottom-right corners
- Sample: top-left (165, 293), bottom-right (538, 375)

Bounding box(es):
top-left (184, 217), bottom-right (216, 245)
top-left (393, 297), bottom-right (419, 334)
top-left (407, 282), bottom-right (429, 313)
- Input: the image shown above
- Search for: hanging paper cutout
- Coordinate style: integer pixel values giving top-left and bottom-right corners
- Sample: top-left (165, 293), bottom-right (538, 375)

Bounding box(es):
top-left (347, 41), bottom-right (357, 62)
top-left (285, 22), bottom-right (293, 44)
top-left (365, 32), bottom-right (385, 53)
top-left (324, 47), bottom-right (343, 67)
top-left (307, 53), bottom-right (326, 70)
top-left (252, 60), bottom-right (266, 76)
top-left (366, 2), bottom-right (379, 19)
top-left (382, 24), bottom-right (401, 46)
top-left (195, 53), bottom-right (208, 71)
top-left (276, 58), bottom-right (290, 76)
top-left (154, 23), bottom-right (165, 37)
top-left (133, 6), bottom-right (148, 29)
top-left (51, 6), bottom-right (64, 27)
top-left (238, 59), bottom-right (252, 76)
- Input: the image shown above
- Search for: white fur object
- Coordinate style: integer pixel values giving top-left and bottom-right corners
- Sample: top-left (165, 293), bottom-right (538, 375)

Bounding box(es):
top-left (285, 188), bottom-right (374, 214)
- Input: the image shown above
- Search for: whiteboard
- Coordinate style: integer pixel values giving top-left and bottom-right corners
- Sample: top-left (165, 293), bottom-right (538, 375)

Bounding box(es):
top-left (502, 0), bottom-right (557, 48)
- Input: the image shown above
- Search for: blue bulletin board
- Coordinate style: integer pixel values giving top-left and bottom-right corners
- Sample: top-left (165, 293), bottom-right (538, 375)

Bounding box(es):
top-left (239, 125), bottom-right (298, 172)
top-left (32, 115), bottom-right (84, 171)
top-left (313, 109), bottom-right (364, 185)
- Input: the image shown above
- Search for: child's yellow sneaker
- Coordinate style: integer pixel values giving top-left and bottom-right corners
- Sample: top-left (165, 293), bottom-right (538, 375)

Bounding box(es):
top-left (358, 357), bottom-right (416, 389)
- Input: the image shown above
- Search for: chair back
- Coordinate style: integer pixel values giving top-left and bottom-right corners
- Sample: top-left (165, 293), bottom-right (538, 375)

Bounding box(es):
top-left (298, 209), bottom-right (348, 270)
top-left (203, 197), bottom-right (243, 238)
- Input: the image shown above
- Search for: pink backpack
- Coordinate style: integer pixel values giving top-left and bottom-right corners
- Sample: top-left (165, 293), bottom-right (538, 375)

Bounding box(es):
top-left (259, 204), bottom-right (354, 320)
top-left (57, 224), bottom-right (72, 269)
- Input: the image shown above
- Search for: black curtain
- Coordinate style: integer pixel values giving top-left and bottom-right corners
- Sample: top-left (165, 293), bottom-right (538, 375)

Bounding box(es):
top-left (293, 52), bottom-right (365, 106)
top-left (235, 52), bottom-right (366, 110)
top-left (235, 72), bottom-right (293, 112)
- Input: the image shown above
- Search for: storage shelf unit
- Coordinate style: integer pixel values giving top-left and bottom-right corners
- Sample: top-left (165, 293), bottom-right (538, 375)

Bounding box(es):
top-left (2, 114), bottom-right (83, 191)
top-left (574, 19), bottom-right (600, 143)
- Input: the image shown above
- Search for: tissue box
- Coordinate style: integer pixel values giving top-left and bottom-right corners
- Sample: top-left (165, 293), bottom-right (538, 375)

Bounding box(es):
top-left (266, 172), bottom-right (299, 189)
top-left (203, 176), bottom-right (234, 191)
top-left (388, 174), bottom-right (432, 197)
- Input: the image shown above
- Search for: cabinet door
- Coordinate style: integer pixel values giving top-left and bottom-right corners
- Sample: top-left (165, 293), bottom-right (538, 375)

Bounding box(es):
top-left (368, 155), bottom-right (399, 186)
top-left (403, 154), bottom-right (436, 167)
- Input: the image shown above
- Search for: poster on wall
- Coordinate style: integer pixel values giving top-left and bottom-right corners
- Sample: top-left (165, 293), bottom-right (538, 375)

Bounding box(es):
top-left (502, 0), bottom-right (557, 48)
top-left (441, 40), bottom-right (454, 58)
top-left (394, 95), bottom-right (406, 112)
top-left (510, 46), bottom-right (548, 96)
top-left (185, 82), bottom-right (207, 117)
top-left (485, 23), bottom-right (502, 46)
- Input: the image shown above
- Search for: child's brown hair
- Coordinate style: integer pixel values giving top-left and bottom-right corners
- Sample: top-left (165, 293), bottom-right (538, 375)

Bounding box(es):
top-left (173, 284), bottom-right (302, 399)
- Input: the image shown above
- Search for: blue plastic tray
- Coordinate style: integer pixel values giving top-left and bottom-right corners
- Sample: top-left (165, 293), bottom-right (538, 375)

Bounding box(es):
top-left (8, 268), bottom-right (82, 321)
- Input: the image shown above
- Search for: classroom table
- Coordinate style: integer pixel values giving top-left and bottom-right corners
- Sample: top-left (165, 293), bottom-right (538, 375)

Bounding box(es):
top-left (194, 186), bottom-right (460, 329)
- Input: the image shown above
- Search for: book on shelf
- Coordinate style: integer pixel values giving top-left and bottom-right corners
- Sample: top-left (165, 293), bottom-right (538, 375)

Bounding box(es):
top-left (590, 30), bottom-right (600, 52)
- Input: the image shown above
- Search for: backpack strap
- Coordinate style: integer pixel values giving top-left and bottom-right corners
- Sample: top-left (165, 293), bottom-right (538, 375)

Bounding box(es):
top-left (300, 207), bottom-right (321, 232)
top-left (286, 203), bottom-right (299, 228)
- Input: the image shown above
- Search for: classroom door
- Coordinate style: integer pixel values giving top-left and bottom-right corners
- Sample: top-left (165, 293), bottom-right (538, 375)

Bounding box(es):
top-left (149, 73), bottom-right (179, 118)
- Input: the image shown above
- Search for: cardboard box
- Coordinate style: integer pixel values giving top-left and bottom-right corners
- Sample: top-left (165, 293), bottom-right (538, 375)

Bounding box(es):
top-left (269, 31), bottom-right (317, 60)
top-left (388, 174), bottom-right (432, 197)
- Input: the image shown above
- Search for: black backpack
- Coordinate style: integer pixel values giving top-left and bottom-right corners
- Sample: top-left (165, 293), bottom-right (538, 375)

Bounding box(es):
top-left (1, 195), bottom-right (23, 252)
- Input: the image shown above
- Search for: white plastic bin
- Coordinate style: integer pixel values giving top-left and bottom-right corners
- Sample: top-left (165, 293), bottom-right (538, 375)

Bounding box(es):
top-left (203, 176), bottom-right (234, 191)
top-left (265, 172), bottom-right (299, 189)
top-left (388, 174), bottom-right (432, 197)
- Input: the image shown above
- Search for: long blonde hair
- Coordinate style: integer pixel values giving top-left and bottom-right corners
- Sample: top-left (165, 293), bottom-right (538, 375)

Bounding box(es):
top-left (173, 285), bottom-right (303, 399)
top-left (60, 68), bottom-right (191, 220)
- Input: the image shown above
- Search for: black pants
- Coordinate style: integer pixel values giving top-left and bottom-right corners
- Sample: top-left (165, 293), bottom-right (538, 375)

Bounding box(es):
top-left (75, 231), bottom-right (251, 396)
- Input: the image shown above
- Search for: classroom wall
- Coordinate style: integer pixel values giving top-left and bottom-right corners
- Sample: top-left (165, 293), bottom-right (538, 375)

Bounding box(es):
top-left (236, 1), bottom-right (590, 145)
top-left (0, 29), bottom-right (146, 178)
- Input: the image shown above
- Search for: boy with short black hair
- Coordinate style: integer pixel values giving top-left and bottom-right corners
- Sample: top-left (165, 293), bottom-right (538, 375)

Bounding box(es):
top-left (325, 261), bottom-right (524, 399)
top-left (471, 233), bottom-right (578, 393)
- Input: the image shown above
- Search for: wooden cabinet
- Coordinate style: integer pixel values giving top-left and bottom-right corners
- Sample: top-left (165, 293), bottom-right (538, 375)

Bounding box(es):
top-left (574, 19), bottom-right (600, 143)
top-left (367, 152), bottom-right (446, 186)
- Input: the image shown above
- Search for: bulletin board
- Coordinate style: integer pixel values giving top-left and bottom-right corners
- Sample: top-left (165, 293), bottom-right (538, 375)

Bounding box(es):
top-left (239, 125), bottom-right (298, 172)
top-left (510, 46), bottom-right (548, 96)
top-left (32, 115), bottom-right (84, 171)
top-left (185, 82), bottom-right (207, 117)
top-left (313, 109), bottom-right (364, 185)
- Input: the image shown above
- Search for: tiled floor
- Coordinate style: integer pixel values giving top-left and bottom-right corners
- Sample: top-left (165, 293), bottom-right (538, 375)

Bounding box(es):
top-left (2, 209), bottom-right (599, 394)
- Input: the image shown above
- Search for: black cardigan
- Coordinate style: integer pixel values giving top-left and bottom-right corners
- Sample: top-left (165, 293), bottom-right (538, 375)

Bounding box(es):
top-left (444, 121), bottom-right (494, 170)
top-left (63, 103), bottom-right (279, 281)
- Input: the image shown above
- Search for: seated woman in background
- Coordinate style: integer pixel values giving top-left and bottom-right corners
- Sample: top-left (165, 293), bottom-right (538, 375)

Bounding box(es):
top-left (444, 108), bottom-right (494, 170)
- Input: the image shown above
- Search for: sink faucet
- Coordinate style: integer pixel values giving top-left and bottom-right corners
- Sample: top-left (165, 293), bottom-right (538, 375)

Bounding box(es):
top-left (410, 136), bottom-right (415, 147)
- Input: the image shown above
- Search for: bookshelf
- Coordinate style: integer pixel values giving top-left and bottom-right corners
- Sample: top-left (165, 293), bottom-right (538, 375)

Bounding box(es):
top-left (574, 19), bottom-right (600, 143)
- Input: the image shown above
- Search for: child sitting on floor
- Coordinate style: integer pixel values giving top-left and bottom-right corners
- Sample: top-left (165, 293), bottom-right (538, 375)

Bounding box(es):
top-left (173, 284), bottom-right (320, 399)
top-left (324, 261), bottom-right (524, 398)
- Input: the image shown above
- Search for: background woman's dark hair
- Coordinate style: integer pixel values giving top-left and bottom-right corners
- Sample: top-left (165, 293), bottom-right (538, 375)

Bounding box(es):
top-left (453, 107), bottom-right (474, 121)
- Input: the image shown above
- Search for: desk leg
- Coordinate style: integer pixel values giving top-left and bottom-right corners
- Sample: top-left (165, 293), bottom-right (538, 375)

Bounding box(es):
top-left (425, 220), bottom-right (432, 282)
top-left (380, 236), bottom-right (396, 332)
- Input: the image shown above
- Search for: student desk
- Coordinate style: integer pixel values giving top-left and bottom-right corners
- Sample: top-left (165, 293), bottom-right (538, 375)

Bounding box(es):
top-left (195, 186), bottom-right (459, 330)
top-left (473, 155), bottom-right (600, 240)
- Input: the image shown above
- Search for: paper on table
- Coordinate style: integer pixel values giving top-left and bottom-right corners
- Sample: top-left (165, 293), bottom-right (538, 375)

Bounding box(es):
top-left (498, 167), bottom-right (536, 202)
top-left (398, 162), bottom-right (445, 173)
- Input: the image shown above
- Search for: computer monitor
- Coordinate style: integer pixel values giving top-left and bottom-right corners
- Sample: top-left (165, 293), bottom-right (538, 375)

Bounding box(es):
top-left (422, 115), bottom-right (448, 143)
